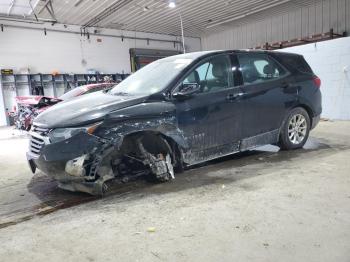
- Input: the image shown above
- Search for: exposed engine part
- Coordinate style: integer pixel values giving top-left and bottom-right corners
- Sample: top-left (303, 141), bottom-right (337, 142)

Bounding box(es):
top-left (58, 172), bottom-right (113, 196)
top-left (136, 137), bottom-right (175, 182)
top-left (57, 133), bottom-right (177, 196)
top-left (111, 155), bottom-right (149, 183)
top-left (65, 154), bottom-right (88, 177)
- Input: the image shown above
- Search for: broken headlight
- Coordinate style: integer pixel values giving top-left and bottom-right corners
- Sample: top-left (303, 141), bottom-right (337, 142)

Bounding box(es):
top-left (48, 122), bottom-right (101, 143)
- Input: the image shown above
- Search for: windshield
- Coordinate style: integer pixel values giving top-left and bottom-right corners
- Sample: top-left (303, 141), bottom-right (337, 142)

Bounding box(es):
top-left (110, 57), bottom-right (193, 96)
top-left (59, 86), bottom-right (87, 100)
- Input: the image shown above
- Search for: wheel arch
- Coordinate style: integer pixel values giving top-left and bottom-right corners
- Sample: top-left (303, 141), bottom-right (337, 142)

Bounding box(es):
top-left (293, 104), bottom-right (314, 127)
top-left (117, 130), bottom-right (185, 170)
top-left (278, 104), bottom-right (313, 138)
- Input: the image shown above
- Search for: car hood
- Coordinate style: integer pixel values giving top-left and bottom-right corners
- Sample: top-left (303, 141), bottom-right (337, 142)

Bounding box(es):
top-left (34, 92), bottom-right (148, 128)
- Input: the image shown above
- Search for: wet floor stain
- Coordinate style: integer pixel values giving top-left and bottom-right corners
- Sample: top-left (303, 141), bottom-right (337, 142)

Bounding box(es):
top-left (0, 136), bottom-right (346, 229)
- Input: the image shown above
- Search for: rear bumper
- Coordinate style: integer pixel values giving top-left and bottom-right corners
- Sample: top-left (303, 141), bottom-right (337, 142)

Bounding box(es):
top-left (311, 114), bottom-right (321, 130)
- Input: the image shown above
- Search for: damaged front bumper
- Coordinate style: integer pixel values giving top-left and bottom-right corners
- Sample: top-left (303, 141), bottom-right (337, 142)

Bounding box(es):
top-left (27, 130), bottom-right (114, 195)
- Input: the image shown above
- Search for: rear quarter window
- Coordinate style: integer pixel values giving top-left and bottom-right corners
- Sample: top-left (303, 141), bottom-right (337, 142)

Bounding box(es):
top-left (278, 54), bottom-right (313, 74)
top-left (237, 53), bottom-right (287, 85)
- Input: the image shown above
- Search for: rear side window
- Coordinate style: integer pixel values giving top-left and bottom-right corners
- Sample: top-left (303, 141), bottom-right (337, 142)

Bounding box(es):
top-left (237, 53), bottom-right (287, 85)
top-left (278, 54), bottom-right (313, 74)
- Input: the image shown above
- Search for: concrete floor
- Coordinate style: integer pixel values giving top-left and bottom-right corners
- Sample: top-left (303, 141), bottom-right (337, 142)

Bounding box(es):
top-left (0, 121), bottom-right (349, 262)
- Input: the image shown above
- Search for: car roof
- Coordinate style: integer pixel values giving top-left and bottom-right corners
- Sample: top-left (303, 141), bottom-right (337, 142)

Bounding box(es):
top-left (159, 49), bottom-right (300, 63)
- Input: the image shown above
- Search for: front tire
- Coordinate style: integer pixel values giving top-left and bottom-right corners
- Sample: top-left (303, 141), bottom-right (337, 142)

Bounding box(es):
top-left (278, 107), bottom-right (310, 150)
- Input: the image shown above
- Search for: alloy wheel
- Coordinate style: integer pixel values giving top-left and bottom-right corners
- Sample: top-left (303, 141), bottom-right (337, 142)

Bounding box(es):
top-left (288, 114), bottom-right (307, 145)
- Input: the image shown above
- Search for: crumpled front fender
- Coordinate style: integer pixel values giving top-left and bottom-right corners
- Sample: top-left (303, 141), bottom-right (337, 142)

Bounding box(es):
top-left (98, 101), bottom-right (189, 151)
top-left (41, 132), bottom-right (102, 162)
top-left (99, 116), bottom-right (189, 151)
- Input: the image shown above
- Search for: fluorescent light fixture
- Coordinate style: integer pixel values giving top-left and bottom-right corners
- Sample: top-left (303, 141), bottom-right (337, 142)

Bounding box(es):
top-left (168, 0), bottom-right (176, 8)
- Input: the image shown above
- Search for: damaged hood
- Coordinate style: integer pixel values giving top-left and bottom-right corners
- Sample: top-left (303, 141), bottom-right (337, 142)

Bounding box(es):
top-left (16, 96), bottom-right (61, 105)
top-left (34, 91), bottom-right (148, 128)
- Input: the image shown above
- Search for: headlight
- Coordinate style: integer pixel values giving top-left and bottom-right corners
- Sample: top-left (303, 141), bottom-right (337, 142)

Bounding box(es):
top-left (48, 122), bottom-right (102, 143)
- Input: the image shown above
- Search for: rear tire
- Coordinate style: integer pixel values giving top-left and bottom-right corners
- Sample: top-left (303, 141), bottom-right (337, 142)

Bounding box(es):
top-left (278, 107), bottom-right (310, 150)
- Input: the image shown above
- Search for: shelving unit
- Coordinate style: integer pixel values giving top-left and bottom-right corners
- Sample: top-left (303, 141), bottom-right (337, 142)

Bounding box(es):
top-left (0, 73), bottom-right (129, 125)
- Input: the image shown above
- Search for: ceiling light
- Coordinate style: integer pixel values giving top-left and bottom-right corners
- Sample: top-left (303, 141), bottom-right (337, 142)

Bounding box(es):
top-left (168, 0), bottom-right (176, 8)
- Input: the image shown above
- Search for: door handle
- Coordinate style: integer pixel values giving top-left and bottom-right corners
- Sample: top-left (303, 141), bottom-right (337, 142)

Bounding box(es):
top-left (226, 92), bottom-right (245, 101)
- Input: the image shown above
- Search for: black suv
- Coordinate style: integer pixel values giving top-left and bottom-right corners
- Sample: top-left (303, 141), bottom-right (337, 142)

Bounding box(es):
top-left (27, 50), bottom-right (322, 195)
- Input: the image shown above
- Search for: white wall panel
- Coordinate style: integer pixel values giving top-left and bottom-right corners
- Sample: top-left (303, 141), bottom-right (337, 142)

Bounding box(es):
top-left (202, 0), bottom-right (350, 51)
top-left (338, 0), bottom-right (346, 32)
top-left (0, 85), bottom-right (6, 126)
top-left (280, 37), bottom-right (350, 120)
top-left (201, 0), bottom-right (350, 120)
top-left (0, 23), bottom-right (201, 126)
top-left (0, 24), bottom-right (201, 74)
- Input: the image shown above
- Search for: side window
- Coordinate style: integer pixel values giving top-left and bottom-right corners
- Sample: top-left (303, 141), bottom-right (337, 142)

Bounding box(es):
top-left (279, 54), bottom-right (313, 74)
top-left (237, 53), bottom-right (287, 85)
top-left (181, 55), bottom-right (233, 93)
top-left (183, 62), bottom-right (210, 84)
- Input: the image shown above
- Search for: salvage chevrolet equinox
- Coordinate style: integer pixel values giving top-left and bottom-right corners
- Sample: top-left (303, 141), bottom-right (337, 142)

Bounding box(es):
top-left (27, 50), bottom-right (322, 195)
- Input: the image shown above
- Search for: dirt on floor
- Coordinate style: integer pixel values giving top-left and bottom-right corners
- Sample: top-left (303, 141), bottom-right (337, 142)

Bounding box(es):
top-left (0, 121), bottom-right (349, 262)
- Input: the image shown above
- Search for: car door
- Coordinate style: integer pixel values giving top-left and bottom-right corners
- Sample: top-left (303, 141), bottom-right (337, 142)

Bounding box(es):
top-left (173, 54), bottom-right (243, 163)
top-left (235, 52), bottom-right (298, 149)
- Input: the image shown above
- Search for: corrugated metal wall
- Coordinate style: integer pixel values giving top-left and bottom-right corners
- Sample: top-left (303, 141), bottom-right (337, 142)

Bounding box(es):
top-left (202, 0), bottom-right (350, 50)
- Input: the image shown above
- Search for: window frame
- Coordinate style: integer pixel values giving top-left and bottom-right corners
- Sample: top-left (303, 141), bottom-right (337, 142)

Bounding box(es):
top-left (171, 53), bottom-right (238, 96)
top-left (234, 52), bottom-right (290, 86)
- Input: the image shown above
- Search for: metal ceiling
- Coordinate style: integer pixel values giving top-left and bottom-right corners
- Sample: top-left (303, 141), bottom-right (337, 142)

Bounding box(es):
top-left (3, 0), bottom-right (320, 37)
top-left (0, 0), bottom-right (39, 16)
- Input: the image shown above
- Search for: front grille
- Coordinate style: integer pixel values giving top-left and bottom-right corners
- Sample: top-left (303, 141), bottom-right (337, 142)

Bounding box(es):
top-left (29, 125), bottom-right (50, 157)
top-left (30, 136), bottom-right (45, 155)
top-left (32, 125), bottom-right (50, 135)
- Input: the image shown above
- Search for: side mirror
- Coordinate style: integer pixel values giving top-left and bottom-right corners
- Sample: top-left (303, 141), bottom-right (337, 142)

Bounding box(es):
top-left (173, 82), bottom-right (200, 99)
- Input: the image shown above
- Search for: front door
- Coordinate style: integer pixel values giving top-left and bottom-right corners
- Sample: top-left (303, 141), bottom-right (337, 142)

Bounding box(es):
top-left (174, 54), bottom-right (243, 164)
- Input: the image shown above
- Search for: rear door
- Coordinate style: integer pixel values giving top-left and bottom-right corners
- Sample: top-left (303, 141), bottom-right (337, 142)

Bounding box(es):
top-left (174, 53), bottom-right (243, 163)
top-left (235, 52), bottom-right (297, 148)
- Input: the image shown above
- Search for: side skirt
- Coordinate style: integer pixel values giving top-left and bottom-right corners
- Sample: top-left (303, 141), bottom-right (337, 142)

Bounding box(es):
top-left (240, 129), bottom-right (279, 151)
top-left (184, 129), bottom-right (279, 166)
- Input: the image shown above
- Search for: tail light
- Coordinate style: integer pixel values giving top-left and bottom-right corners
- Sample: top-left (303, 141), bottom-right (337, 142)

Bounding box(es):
top-left (313, 76), bottom-right (321, 88)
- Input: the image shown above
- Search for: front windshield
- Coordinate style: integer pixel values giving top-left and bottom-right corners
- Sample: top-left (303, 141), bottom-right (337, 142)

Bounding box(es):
top-left (110, 57), bottom-right (193, 96)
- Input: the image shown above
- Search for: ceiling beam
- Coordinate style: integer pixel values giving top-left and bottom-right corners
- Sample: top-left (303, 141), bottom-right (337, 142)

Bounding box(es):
top-left (83, 0), bottom-right (134, 28)
top-left (7, 0), bottom-right (16, 16)
top-left (37, 0), bottom-right (56, 21)
top-left (206, 0), bottom-right (291, 28)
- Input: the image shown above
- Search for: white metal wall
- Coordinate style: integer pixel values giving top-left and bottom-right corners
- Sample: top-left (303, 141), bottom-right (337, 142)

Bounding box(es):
top-left (0, 22), bottom-right (201, 126)
top-left (0, 22), bottom-right (201, 74)
top-left (202, 0), bottom-right (350, 50)
top-left (280, 37), bottom-right (350, 120)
